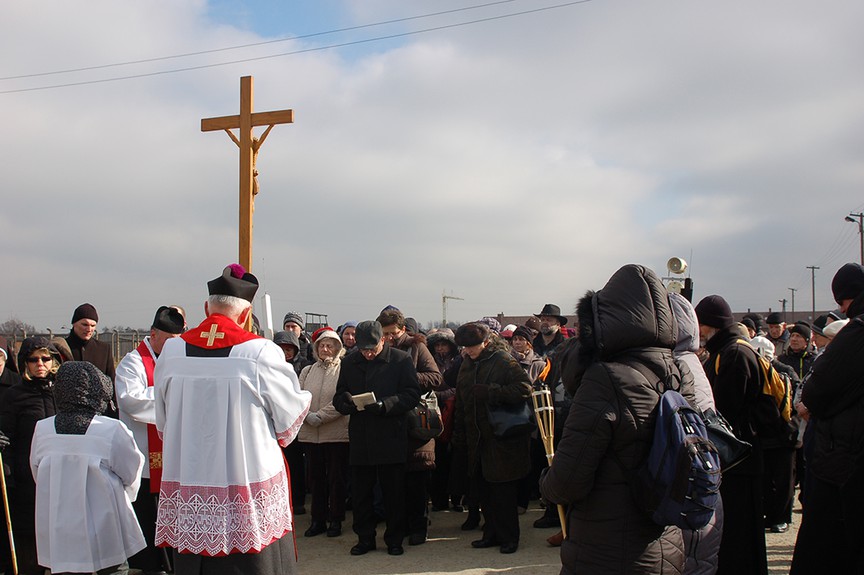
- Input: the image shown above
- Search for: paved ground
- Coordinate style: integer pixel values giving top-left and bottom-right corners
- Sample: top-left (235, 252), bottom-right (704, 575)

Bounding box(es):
top-left (294, 502), bottom-right (801, 574)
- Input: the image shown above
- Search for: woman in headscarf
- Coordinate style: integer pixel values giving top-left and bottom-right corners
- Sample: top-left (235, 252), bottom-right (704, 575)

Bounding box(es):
top-left (0, 337), bottom-right (62, 574)
top-left (297, 327), bottom-right (349, 538)
top-left (30, 361), bottom-right (145, 574)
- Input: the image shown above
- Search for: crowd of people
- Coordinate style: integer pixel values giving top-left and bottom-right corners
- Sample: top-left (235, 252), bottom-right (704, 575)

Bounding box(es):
top-left (1, 260), bottom-right (863, 575)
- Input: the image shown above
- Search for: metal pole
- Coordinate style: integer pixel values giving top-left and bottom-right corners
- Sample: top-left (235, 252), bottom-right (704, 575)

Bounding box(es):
top-left (846, 212), bottom-right (864, 265)
top-left (807, 266), bottom-right (820, 320)
top-left (788, 288), bottom-right (796, 322)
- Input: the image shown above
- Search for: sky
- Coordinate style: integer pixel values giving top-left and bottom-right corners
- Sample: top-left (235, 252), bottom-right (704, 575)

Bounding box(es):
top-left (2, 0), bottom-right (863, 333)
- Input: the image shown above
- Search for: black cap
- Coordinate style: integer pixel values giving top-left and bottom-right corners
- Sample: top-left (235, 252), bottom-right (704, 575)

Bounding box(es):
top-left (790, 323), bottom-right (811, 341)
top-left (694, 295), bottom-right (735, 330)
top-left (71, 303), bottom-right (99, 324)
top-left (207, 264), bottom-right (259, 302)
top-left (766, 312), bottom-right (784, 325)
top-left (832, 263), bottom-right (864, 304)
top-left (152, 306), bottom-right (185, 334)
top-left (812, 314), bottom-right (829, 336)
top-left (355, 321), bottom-right (383, 350)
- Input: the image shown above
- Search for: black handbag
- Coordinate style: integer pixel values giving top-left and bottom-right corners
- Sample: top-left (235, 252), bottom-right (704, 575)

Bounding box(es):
top-left (702, 408), bottom-right (752, 471)
top-left (486, 400), bottom-right (533, 439)
top-left (407, 391), bottom-right (444, 441)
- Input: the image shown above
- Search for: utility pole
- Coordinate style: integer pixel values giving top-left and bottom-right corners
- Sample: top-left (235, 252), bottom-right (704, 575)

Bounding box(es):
top-left (807, 266), bottom-right (820, 320)
top-left (442, 290), bottom-right (464, 328)
top-left (779, 298), bottom-right (787, 320)
top-left (846, 212), bottom-right (864, 264)
top-left (788, 288), bottom-right (797, 321)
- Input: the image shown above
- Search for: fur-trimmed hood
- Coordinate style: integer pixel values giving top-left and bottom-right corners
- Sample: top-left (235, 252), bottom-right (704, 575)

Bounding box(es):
top-left (577, 264), bottom-right (677, 362)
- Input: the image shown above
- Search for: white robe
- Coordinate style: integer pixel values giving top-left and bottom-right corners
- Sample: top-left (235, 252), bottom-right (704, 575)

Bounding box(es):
top-left (115, 336), bottom-right (157, 478)
top-left (30, 416), bottom-right (146, 572)
top-left (154, 325), bottom-right (311, 556)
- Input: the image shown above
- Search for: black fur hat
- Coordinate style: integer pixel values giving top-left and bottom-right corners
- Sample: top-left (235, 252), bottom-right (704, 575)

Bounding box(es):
top-left (455, 322), bottom-right (489, 347)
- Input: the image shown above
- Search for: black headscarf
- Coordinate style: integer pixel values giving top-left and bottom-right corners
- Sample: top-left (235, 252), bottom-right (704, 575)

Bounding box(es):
top-left (53, 361), bottom-right (113, 435)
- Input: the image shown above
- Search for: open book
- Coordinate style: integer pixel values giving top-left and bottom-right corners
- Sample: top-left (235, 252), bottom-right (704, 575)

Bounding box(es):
top-left (351, 392), bottom-right (377, 411)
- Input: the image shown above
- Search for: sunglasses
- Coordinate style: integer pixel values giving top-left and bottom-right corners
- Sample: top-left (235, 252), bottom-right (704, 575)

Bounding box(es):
top-left (27, 356), bottom-right (53, 364)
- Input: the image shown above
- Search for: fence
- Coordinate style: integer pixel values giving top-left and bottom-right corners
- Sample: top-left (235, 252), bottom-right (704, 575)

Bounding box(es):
top-left (1, 331), bottom-right (145, 367)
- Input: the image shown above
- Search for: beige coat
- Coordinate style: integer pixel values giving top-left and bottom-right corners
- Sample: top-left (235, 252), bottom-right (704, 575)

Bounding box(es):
top-left (297, 332), bottom-right (349, 444)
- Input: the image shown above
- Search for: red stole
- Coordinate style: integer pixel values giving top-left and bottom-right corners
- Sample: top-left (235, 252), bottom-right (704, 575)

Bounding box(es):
top-left (181, 313), bottom-right (262, 349)
top-left (136, 340), bottom-right (163, 494)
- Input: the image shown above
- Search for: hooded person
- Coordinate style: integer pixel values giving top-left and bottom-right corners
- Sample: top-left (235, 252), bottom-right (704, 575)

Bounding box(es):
top-left (668, 292), bottom-right (723, 574)
top-left (540, 264), bottom-right (688, 574)
top-left (0, 336), bottom-right (62, 574)
top-left (154, 264), bottom-right (311, 574)
top-left (791, 263), bottom-right (864, 573)
top-left (0, 339), bottom-right (21, 390)
top-left (30, 361), bottom-right (146, 574)
top-left (297, 327), bottom-right (350, 539)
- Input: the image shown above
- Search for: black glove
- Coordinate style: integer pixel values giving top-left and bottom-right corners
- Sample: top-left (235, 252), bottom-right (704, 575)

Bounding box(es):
top-left (0, 431), bottom-right (9, 452)
top-left (365, 400), bottom-right (386, 415)
top-left (472, 384), bottom-right (490, 401)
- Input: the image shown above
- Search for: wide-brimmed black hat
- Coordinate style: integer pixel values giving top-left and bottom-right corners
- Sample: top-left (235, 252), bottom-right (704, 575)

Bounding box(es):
top-left (534, 303), bottom-right (568, 326)
top-left (207, 264), bottom-right (259, 302)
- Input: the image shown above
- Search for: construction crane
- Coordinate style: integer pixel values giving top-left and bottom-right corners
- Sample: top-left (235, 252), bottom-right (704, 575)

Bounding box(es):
top-left (442, 291), bottom-right (464, 328)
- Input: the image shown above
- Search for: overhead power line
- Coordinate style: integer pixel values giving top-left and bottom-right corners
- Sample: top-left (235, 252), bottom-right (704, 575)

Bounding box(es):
top-left (0, 0), bottom-right (593, 95)
top-left (0, 0), bottom-right (524, 81)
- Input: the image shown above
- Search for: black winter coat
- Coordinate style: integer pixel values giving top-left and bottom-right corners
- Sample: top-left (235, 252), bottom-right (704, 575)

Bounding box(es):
top-left (333, 345), bottom-right (420, 466)
top-left (540, 264), bottom-right (686, 575)
top-left (703, 327), bottom-right (766, 474)
top-left (0, 379), bottom-right (56, 531)
top-left (801, 314), bottom-right (864, 487)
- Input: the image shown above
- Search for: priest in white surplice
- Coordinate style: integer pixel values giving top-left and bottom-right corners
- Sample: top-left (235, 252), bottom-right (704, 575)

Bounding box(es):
top-left (155, 264), bottom-right (311, 575)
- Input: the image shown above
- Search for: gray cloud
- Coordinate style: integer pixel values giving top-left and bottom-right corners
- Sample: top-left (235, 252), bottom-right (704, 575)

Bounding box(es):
top-left (2, 0), bottom-right (862, 332)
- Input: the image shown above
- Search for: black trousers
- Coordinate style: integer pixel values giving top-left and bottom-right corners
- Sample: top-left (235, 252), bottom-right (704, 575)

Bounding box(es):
top-left (762, 446), bottom-right (795, 525)
top-left (717, 472), bottom-right (767, 575)
top-left (302, 442), bottom-right (349, 523)
top-left (128, 478), bottom-right (173, 572)
top-left (472, 464), bottom-right (520, 545)
top-left (351, 463), bottom-right (406, 547)
top-left (405, 469), bottom-right (431, 536)
top-left (282, 440), bottom-right (306, 512)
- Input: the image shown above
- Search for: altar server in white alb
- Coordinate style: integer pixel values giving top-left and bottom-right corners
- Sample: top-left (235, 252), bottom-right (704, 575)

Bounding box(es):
top-left (155, 264), bottom-right (312, 575)
top-left (115, 305), bottom-right (185, 574)
top-left (30, 361), bottom-right (146, 575)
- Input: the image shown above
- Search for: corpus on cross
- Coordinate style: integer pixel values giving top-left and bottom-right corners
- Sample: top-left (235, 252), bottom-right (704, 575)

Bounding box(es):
top-left (201, 75), bottom-right (294, 272)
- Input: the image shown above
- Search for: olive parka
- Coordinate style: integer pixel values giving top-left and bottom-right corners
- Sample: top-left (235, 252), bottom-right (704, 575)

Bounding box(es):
top-left (451, 337), bottom-right (532, 484)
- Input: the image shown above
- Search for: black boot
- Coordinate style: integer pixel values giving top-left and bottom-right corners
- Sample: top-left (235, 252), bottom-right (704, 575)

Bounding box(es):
top-left (326, 521), bottom-right (342, 537)
top-left (305, 521), bottom-right (327, 537)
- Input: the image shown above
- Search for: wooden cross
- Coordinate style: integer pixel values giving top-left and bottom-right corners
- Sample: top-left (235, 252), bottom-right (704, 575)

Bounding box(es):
top-left (201, 324), bottom-right (225, 347)
top-left (201, 76), bottom-right (294, 272)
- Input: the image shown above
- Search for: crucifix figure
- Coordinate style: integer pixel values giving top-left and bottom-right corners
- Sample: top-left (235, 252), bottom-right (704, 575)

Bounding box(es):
top-left (201, 76), bottom-right (294, 272)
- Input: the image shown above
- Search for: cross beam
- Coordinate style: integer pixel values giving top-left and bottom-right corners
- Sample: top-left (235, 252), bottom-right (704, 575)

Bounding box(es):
top-left (201, 76), bottom-right (294, 272)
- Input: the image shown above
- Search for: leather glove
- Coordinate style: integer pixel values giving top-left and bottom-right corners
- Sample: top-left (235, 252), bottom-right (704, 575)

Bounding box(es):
top-left (0, 431), bottom-right (9, 451)
top-left (365, 400), bottom-right (386, 415)
top-left (337, 392), bottom-right (357, 414)
top-left (472, 384), bottom-right (490, 401)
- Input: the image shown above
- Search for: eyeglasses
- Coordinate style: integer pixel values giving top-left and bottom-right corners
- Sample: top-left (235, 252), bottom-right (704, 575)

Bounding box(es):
top-left (27, 356), bottom-right (53, 364)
